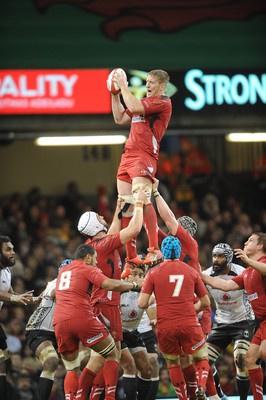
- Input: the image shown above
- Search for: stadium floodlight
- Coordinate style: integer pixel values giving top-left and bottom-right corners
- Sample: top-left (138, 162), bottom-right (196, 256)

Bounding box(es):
top-left (226, 133), bottom-right (266, 142)
top-left (35, 135), bottom-right (127, 146)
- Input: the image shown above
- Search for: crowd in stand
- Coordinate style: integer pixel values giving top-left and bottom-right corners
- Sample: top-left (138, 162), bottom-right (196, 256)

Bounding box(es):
top-left (1, 170), bottom-right (266, 399)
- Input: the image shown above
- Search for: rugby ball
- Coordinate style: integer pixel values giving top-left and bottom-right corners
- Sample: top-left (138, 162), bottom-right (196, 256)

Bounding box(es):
top-left (107, 68), bottom-right (127, 95)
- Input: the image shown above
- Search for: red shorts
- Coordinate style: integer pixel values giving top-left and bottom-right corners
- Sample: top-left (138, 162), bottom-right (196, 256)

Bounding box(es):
top-left (251, 319), bottom-right (266, 346)
top-left (93, 304), bottom-right (123, 342)
top-left (157, 323), bottom-right (206, 356)
top-left (117, 151), bottom-right (157, 183)
top-left (54, 316), bottom-right (109, 354)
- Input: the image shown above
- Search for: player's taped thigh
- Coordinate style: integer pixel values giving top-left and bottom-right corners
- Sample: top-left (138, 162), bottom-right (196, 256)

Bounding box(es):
top-left (118, 194), bottom-right (135, 205)
top-left (97, 339), bottom-right (116, 357)
top-left (161, 352), bottom-right (180, 362)
top-left (234, 339), bottom-right (250, 377)
top-left (38, 345), bottom-right (58, 365)
top-left (62, 355), bottom-right (80, 371)
top-left (207, 343), bottom-right (221, 364)
top-left (132, 183), bottom-right (152, 201)
top-left (192, 344), bottom-right (209, 360)
top-left (40, 369), bottom-right (56, 380)
top-left (79, 348), bottom-right (91, 363)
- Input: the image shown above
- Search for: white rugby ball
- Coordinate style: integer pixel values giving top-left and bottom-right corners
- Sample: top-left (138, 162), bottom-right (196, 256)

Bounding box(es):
top-left (107, 68), bottom-right (127, 94)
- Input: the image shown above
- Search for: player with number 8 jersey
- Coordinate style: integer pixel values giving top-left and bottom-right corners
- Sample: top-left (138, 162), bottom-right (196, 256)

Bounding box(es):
top-left (77, 189), bottom-right (147, 400)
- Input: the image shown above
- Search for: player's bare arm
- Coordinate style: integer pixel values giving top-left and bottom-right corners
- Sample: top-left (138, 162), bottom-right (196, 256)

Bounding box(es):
top-left (152, 178), bottom-right (178, 235)
top-left (107, 197), bottom-right (123, 235)
top-left (194, 294), bottom-right (210, 313)
top-left (101, 277), bottom-right (141, 292)
top-left (235, 248), bottom-right (266, 275)
top-left (201, 273), bottom-right (239, 291)
top-left (0, 289), bottom-right (34, 305)
top-left (119, 188), bottom-right (146, 245)
top-left (114, 70), bottom-right (145, 115)
top-left (111, 94), bottom-right (131, 125)
top-left (146, 302), bottom-right (156, 319)
top-left (138, 292), bottom-right (151, 309)
top-left (120, 86), bottom-right (145, 115)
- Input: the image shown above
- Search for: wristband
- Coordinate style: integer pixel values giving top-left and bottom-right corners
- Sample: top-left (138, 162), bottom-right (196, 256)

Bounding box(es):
top-left (10, 294), bottom-right (18, 302)
top-left (135, 201), bottom-right (144, 208)
top-left (153, 191), bottom-right (160, 198)
top-left (131, 281), bottom-right (138, 290)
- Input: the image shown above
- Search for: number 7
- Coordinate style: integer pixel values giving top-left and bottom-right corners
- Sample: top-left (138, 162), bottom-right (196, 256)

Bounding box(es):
top-left (169, 275), bottom-right (184, 297)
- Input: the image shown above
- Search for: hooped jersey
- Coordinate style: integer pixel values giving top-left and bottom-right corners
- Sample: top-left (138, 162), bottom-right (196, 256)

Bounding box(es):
top-left (85, 233), bottom-right (122, 307)
top-left (203, 263), bottom-right (255, 324)
top-left (0, 267), bottom-right (11, 311)
top-left (26, 279), bottom-right (56, 332)
top-left (124, 95), bottom-right (172, 159)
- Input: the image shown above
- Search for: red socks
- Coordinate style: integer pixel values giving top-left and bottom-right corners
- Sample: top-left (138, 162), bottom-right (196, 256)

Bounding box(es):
top-left (182, 364), bottom-right (197, 400)
top-left (76, 367), bottom-right (96, 400)
top-left (168, 365), bottom-right (188, 399)
top-left (249, 367), bottom-right (264, 400)
top-left (103, 359), bottom-right (119, 400)
top-left (89, 368), bottom-right (104, 400)
top-left (64, 371), bottom-right (79, 400)
top-left (143, 203), bottom-right (159, 249)
top-left (195, 359), bottom-right (210, 392)
top-left (122, 214), bottom-right (137, 259)
top-left (205, 367), bottom-right (217, 396)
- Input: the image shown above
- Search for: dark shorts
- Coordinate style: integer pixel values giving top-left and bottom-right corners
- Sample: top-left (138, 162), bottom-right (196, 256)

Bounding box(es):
top-left (25, 330), bottom-right (57, 355)
top-left (140, 329), bottom-right (158, 354)
top-left (207, 320), bottom-right (256, 349)
top-left (0, 324), bottom-right (7, 350)
top-left (121, 330), bottom-right (146, 351)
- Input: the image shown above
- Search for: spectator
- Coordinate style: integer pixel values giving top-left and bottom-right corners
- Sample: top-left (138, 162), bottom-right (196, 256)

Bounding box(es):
top-left (157, 367), bottom-right (177, 398)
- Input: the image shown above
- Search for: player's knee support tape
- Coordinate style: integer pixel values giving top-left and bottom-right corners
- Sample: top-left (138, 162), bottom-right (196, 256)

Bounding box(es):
top-left (207, 343), bottom-right (221, 364)
top-left (39, 346), bottom-right (58, 365)
top-left (192, 344), bottom-right (209, 360)
top-left (0, 349), bottom-right (10, 361)
top-left (234, 339), bottom-right (250, 377)
top-left (62, 355), bottom-right (80, 371)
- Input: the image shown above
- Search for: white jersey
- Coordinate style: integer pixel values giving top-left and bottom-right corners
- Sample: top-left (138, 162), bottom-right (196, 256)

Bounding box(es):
top-left (120, 291), bottom-right (144, 332)
top-left (0, 267), bottom-right (12, 311)
top-left (26, 279), bottom-right (56, 332)
top-left (138, 302), bottom-right (156, 334)
top-left (203, 263), bottom-right (255, 324)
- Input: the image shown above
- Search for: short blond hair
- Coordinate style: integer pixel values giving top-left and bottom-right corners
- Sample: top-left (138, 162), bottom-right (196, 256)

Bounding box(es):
top-left (148, 69), bottom-right (170, 85)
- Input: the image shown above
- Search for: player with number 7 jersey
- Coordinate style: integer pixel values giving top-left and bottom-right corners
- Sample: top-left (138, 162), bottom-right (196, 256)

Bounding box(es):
top-left (140, 255), bottom-right (208, 330)
top-left (138, 236), bottom-right (211, 400)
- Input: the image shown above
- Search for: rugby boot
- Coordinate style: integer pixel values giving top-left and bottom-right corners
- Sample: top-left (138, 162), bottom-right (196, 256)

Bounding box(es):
top-left (121, 256), bottom-right (143, 279)
top-left (143, 247), bottom-right (163, 267)
top-left (195, 386), bottom-right (207, 400)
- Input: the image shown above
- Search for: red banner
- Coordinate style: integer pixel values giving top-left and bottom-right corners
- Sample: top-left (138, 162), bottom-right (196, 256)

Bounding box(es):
top-left (0, 69), bottom-right (111, 114)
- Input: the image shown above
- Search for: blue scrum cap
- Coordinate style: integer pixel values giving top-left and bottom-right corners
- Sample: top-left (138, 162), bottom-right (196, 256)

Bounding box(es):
top-left (58, 259), bottom-right (73, 271)
top-left (161, 236), bottom-right (181, 260)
